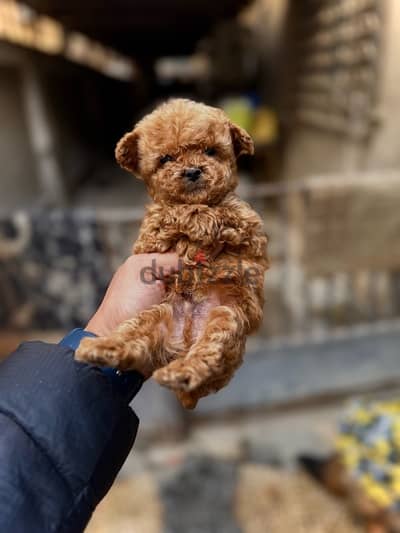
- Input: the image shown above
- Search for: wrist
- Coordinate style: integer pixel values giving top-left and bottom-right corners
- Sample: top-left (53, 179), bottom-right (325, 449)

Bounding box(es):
top-left (86, 313), bottom-right (115, 337)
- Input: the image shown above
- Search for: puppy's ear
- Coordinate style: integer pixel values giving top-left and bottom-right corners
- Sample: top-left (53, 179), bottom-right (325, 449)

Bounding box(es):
top-left (229, 122), bottom-right (254, 159)
top-left (115, 129), bottom-right (140, 176)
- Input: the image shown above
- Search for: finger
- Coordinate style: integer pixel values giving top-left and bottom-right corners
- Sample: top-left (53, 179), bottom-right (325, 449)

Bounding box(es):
top-left (150, 253), bottom-right (182, 278)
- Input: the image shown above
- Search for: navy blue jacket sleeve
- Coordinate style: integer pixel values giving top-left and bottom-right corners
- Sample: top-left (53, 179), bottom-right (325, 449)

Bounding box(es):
top-left (0, 341), bottom-right (142, 533)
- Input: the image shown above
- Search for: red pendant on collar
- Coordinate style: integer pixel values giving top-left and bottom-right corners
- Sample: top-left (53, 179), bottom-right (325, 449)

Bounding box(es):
top-left (194, 249), bottom-right (207, 265)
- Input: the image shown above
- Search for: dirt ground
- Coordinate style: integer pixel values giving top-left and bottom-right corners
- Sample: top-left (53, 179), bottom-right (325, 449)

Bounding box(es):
top-left (87, 464), bottom-right (362, 533)
top-left (86, 403), bottom-right (365, 533)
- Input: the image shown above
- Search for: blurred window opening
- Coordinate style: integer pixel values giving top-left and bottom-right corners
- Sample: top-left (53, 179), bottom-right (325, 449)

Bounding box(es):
top-left (155, 54), bottom-right (210, 84)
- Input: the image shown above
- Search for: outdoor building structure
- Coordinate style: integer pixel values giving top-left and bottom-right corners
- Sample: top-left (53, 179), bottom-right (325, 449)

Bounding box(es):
top-left (2, 2), bottom-right (400, 532)
top-left (1, 0), bottom-right (400, 495)
top-left (281, 0), bottom-right (399, 179)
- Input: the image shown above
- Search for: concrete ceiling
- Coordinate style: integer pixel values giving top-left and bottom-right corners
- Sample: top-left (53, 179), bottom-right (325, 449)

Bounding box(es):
top-left (25, 0), bottom-right (252, 59)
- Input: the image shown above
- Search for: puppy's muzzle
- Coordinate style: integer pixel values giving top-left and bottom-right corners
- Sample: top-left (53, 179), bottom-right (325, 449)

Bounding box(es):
top-left (183, 167), bottom-right (202, 183)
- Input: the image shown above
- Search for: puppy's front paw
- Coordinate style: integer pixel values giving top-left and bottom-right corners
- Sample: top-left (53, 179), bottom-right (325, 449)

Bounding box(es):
top-left (153, 360), bottom-right (203, 392)
top-left (75, 337), bottom-right (122, 368)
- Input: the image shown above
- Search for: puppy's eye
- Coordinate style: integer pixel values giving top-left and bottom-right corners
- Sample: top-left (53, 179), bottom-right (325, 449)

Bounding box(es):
top-left (160, 154), bottom-right (174, 165)
top-left (205, 147), bottom-right (217, 157)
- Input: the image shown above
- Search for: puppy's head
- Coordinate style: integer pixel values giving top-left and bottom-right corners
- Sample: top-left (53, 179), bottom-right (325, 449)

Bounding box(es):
top-left (116, 99), bottom-right (254, 205)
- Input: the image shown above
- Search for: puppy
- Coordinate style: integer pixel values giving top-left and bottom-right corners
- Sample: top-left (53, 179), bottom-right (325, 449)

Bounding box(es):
top-left (76, 99), bottom-right (269, 409)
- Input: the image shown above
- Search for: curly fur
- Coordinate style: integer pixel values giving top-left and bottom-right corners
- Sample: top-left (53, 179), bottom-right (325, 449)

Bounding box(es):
top-left (76, 99), bottom-right (269, 409)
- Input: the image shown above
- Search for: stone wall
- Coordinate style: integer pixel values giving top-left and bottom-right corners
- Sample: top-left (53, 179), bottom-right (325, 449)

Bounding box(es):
top-left (281, 0), bottom-right (400, 181)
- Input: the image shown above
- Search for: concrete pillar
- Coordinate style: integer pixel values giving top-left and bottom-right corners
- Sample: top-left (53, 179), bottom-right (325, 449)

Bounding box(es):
top-left (21, 65), bottom-right (66, 206)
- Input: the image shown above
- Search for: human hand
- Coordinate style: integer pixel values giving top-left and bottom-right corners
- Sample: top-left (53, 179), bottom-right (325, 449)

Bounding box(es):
top-left (86, 253), bottom-right (180, 337)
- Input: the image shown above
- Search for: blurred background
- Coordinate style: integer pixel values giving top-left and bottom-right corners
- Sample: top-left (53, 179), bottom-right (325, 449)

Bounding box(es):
top-left (1, 0), bottom-right (400, 531)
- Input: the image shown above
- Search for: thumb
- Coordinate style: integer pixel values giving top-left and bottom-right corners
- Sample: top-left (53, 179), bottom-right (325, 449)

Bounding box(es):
top-left (147, 253), bottom-right (182, 279)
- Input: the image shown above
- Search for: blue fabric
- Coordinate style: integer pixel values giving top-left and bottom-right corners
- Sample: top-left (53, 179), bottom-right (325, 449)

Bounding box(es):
top-left (59, 328), bottom-right (97, 350)
top-left (59, 328), bottom-right (144, 403)
top-left (0, 341), bottom-right (142, 532)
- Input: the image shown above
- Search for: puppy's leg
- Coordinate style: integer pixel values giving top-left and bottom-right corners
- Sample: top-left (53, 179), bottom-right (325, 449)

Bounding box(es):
top-left (154, 304), bottom-right (246, 401)
top-left (175, 375), bottom-right (234, 410)
top-left (76, 303), bottom-right (173, 375)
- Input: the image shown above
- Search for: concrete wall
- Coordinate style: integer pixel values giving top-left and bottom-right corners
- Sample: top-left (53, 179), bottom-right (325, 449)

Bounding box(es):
top-left (282, 128), bottom-right (366, 180)
top-left (365, 0), bottom-right (400, 170)
top-left (0, 41), bottom-right (138, 208)
top-left (280, 0), bottom-right (400, 181)
top-left (240, 0), bottom-right (289, 106)
top-left (0, 47), bottom-right (39, 208)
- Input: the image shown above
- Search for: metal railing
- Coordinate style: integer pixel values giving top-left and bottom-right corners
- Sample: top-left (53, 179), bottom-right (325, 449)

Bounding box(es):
top-left (247, 171), bottom-right (400, 344)
top-left (1, 170), bottom-right (400, 342)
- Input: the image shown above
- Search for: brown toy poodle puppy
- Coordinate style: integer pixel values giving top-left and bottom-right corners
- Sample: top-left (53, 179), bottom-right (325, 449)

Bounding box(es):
top-left (76, 99), bottom-right (269, 409)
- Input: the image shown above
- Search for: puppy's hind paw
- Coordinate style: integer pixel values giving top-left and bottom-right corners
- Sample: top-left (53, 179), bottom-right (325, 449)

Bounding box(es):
top-left (75, 337), bottom-right (123, 368)
top-left (153, 361), bottom-right (203, 392)
top-left (176, 391), bottom-right (199, 410)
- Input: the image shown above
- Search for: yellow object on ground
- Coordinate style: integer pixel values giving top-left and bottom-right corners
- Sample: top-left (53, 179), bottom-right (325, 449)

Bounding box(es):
top-left (337, 400), bottom-right (400, 510)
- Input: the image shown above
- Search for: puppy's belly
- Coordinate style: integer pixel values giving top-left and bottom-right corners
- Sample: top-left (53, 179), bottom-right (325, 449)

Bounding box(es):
top-left (169, 291), bottom-right (221, 349)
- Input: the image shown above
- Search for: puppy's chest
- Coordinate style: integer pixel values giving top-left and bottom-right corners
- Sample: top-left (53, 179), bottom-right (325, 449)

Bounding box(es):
top-left (167, 205), bottom-right (244, 244)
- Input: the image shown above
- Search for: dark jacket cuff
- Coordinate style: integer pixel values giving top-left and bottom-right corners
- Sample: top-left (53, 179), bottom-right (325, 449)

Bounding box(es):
top-left (0, 341), bottom-right (141, 532)
top-left (60, 328), bottom-right (144, 403)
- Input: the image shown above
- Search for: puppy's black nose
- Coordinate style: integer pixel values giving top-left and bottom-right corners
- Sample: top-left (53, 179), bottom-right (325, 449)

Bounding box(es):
top-left (184, 167), bottom-right (202, 182)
